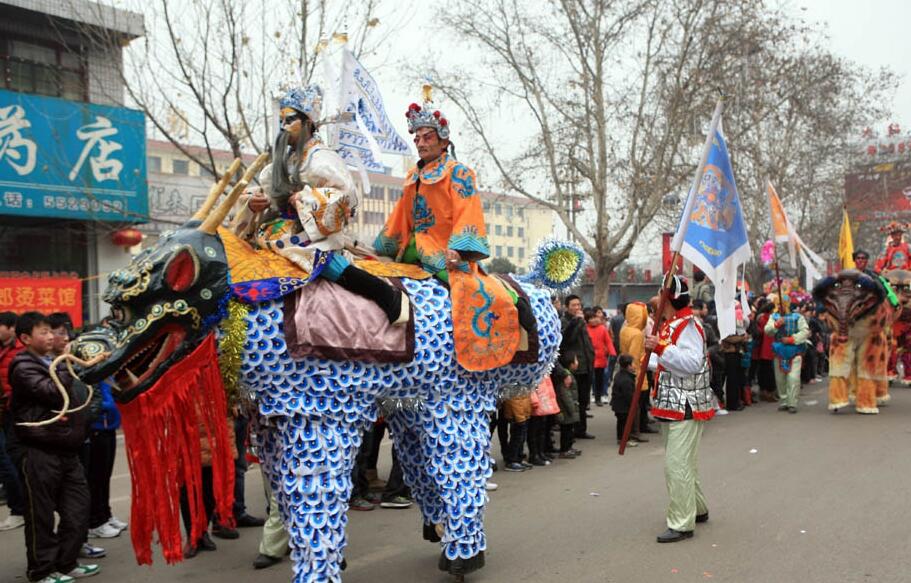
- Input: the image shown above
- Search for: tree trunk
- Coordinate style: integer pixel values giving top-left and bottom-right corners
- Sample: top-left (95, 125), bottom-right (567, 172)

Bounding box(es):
top-left (592, 259), bottom-right (614, 308)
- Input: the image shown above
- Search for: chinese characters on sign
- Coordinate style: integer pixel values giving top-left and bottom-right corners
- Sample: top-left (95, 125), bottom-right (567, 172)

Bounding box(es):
top-left (0, 278), bottom-right (83, 327)
top-left (0, 105), bottom-right (37, 176)
top-left (0, 88), bottom-right (147, 222)
top-left (68, 115), bottom-right (124, 182)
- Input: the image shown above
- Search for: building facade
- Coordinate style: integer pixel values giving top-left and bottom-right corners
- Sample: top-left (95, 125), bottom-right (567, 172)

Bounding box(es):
top-left (0, 0), bottom-right (146, 325)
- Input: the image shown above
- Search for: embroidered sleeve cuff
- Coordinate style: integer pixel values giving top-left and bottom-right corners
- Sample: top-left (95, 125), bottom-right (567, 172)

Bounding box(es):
top-left (373, 229), bottom-right (401, 258)
top-left (448, 233), bottom-right (490, 261)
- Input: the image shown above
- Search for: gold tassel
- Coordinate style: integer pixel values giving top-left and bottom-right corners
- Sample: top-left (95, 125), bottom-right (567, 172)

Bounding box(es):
top-left (218, 300), bottom-right (250, 409)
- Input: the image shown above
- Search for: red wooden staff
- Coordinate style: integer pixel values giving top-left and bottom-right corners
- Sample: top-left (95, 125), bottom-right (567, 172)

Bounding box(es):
top-left (617, 257), bottom-right (680, 455)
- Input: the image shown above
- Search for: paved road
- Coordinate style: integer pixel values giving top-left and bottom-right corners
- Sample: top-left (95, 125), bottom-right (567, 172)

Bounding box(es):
top-left (3, 380), bottom-right (910, 583)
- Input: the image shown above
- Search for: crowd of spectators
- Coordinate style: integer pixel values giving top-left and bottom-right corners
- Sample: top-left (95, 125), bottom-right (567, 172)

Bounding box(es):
top-left (0, 279), bottom-right (833, 579)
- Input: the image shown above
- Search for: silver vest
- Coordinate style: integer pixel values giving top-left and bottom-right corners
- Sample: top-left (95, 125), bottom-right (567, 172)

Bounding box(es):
top-left (650, 317), bottom-right (715, 421)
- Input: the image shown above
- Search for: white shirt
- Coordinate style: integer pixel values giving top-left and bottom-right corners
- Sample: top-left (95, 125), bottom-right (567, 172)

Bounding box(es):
top-left (649, 316), bottom-right (706, 376)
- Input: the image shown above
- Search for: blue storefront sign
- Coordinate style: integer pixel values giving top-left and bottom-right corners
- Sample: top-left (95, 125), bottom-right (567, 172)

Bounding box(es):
top-left (0, 88), bottom-right (147, 222)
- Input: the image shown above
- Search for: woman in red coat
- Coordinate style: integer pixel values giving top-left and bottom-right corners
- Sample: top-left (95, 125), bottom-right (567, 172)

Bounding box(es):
top-left (586, 308), bottom-right (617, 406)
top-left (754, 297), bottom-right (778, 401)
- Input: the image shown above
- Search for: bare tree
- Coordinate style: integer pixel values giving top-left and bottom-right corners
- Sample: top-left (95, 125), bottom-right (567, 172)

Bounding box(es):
top-left (63, 0), bottom-right (406, 179)
top-left (424, 0), bottom-right (895, 304)
top-left (712, 11), bottom-right (897, 289)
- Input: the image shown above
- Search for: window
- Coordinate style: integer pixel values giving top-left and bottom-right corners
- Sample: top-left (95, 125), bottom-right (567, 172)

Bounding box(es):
top-left (388, 188), bottom-right (403, 202)
top-left (1, 37), bottom-right (87, 101)
top-left (364, 211), bottom-right (386, 225)
top-left (148, 156), bottom-right (162, 173)
top-left (172, 159), bottom-right (190, 175)
top-left (485, 223), bottom-right (490, 233)
top-left (518, 227), bottom-right (525, 238)
top-left (518, 247), bottom-right (525, 260)
top-left (506, 226), bottom-right (513, 237)
top-left (368, 186), bottom-right (385, 200)
top-left (482, 201), bottom-right (490, 211)
top-left (507, 246), bottom-right (514, 258)
top-left (495, 245), bottom-right (502, 256)
top-left (494, 203), bottom-right (502, 215)
top-left (505, 205), bottom-right (513, 218)
top-left (495, 225), bottom-right (502, 235)
top-left (517, 208), bottom-right (524, 219)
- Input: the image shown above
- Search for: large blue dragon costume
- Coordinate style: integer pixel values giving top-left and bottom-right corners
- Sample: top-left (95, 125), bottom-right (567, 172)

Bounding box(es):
top-left (69, 156), bottom-right (583, 582)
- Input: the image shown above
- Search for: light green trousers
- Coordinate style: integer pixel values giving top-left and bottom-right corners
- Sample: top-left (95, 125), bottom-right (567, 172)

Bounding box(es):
top-left (259, 484), bottom-right (290, 558)
top-left (662, 420), bottom-right (708, 532)
top-left (774, 355), bottom-right (802, 408)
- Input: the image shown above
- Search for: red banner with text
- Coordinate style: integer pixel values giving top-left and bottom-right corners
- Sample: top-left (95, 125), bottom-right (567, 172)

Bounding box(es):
top-left (0, 278), bottom-right (83, 327)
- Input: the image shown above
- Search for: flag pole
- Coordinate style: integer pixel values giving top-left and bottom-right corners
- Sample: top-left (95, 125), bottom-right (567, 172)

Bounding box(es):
top-left (619, 97), bottom-right (725, 455)
top-left (768, 176), bottom-right (787, 315)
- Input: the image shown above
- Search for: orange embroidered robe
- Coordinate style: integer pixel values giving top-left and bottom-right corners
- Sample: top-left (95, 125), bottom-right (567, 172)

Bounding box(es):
top-left (374, 154), bottom-right (519, 371)
top-left (374, 153), bottom-right (489, 272)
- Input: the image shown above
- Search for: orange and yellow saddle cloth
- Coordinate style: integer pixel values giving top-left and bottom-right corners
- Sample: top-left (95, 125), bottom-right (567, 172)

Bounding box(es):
top-left (218, 228), bottom-right (519, 371)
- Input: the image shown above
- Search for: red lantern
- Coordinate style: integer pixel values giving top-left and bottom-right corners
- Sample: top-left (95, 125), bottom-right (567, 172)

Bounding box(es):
top-left (111, 228), bottom-right (142, 247)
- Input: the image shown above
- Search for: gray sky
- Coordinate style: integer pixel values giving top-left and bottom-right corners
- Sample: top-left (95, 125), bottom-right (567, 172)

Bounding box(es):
top-left (373, 1), bottom-right (911, 172)
top-left (800, 0), bottom-right (909, 129)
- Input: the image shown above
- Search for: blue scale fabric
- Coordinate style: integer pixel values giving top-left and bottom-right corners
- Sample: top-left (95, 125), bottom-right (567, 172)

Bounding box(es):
top-left (241, 277), bottom-right (561, 582)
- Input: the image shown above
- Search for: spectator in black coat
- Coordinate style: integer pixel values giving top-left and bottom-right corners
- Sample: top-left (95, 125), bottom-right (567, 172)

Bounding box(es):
top-left (610, 354), bottom-right (637, 447)
top-left (9, 312), bottom-right (98, 582)
top-left (560, 295), bottom-right (596, 439)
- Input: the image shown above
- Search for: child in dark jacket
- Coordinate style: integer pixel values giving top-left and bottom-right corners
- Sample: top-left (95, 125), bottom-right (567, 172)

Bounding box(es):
top-left (552, 351), bottom-right (582, 459)
top-left (9, 312), bottom-right (98, 582)
top-left (611, 354), bottom-right (638, 447)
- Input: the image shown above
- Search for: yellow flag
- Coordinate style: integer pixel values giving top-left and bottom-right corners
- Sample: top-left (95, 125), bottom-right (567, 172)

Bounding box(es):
top-left (839, 208), bottom-right (855, 270)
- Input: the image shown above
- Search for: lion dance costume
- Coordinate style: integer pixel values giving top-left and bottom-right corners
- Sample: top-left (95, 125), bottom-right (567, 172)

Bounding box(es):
top-left (813, 271), bottom-right (890, 413)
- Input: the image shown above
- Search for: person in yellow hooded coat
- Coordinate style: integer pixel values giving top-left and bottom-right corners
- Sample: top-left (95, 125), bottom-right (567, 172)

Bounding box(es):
top-left (619, 302), bottom-right (654, 441)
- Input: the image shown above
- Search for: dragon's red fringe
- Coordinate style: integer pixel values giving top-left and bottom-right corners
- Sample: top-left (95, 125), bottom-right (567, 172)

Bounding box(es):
top-left (118, 334), bottom-right (235, 565)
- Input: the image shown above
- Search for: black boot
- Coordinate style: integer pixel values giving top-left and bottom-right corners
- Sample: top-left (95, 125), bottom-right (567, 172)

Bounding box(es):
top-left (335, 265), bottom-right (409, 325)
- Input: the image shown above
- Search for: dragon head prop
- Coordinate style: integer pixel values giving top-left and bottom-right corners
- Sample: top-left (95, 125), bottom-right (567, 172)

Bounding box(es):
top-left (71, 155), bottom-right (267, 403)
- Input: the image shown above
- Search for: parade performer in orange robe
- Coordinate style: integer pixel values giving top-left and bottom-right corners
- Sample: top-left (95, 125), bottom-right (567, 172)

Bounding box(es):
top-left (875, 221), bottom-right (911, 273)
top-left (374, 87), bottom-right (520, 371)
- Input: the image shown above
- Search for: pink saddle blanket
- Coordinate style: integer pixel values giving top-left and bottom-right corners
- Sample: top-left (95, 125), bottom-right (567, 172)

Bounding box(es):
top-left (283, 278), bottom-right (415, 363)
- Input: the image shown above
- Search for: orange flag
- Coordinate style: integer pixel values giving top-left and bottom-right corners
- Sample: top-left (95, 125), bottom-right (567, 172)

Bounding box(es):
top-left (767, 181), bottom-right (797, 269)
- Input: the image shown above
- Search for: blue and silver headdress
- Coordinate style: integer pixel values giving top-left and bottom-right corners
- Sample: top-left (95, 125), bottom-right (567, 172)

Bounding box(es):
top-left (405, 84), bottom-right (450, 140)
top-left (279, 84), bottom-right (323, 124)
